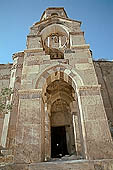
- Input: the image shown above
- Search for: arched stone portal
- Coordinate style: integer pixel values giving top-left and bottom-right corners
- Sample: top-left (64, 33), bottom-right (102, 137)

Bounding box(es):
top-left (1, 8), bottom-right (113, 169)
top-left (37, 67), bottom-right (85, 161)
top-left (45, 79), bottom-right (81, 159)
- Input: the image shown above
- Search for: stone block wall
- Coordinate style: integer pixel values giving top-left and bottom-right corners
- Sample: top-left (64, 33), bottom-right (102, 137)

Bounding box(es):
top-left (94, 61), bottom-right (113, 124)
top-left (0, 60), bottom-right (113, 151)
top-left (0, 7), bottom-right (113, 169)
top-left (0, 64), bottom-right (12, 91)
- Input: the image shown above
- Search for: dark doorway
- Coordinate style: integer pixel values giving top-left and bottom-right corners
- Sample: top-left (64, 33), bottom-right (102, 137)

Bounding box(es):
top-left (51, 126), bottom-right (69, 158)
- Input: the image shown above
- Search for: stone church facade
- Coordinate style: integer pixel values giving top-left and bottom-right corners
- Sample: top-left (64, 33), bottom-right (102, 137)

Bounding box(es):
top-left (0, 7), bottom-right (113, 170)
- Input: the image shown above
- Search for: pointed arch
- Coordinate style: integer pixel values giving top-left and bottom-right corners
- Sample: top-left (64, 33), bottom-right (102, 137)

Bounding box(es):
top-left (35, 64), bottom-right (84, 93)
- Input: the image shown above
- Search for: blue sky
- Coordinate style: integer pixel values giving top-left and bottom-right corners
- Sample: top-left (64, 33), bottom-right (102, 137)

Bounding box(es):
top-left (0, 0), bottom-right (113, 63)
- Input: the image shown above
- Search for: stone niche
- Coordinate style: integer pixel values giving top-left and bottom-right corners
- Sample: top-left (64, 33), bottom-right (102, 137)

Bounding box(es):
top-left (0, 7), bottom-right (113, 170)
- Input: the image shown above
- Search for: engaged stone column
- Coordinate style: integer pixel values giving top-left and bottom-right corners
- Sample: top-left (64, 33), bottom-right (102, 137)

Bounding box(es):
top-left (45, 103), bottom-right (51, 161)
top-left (70, 101), bottom-right (83, 157)
top-left (14, 89), bottom-right (45, 163)
top-left (0, 114), bottom-right (5, 147)
top-left (78, 85), bottom-right (113, 159)
top-left (73, 115), bottom-right (83, 156)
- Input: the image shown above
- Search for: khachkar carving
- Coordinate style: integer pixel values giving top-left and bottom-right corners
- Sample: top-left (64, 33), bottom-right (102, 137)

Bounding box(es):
top-left (44, 33), bottom-right (68, 49)
top-left (43, 33), bottom-right (69, 59)
top-left (0, 7), bottom-right (113, 170)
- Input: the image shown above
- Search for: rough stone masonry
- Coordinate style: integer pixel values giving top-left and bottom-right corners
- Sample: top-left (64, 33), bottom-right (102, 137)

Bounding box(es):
top-left (0, 7), bottom-right (113, 170)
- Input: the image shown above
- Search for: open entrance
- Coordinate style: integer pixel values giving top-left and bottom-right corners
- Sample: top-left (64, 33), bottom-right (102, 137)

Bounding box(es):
top-left (51, 126), bottom-right (68, 158)
top-left (44, 79), bottom-right (83, 160)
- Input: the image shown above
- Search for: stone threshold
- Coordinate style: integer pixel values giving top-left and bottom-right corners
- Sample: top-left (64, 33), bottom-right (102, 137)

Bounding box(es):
top-left (0, 159), bottom-right (113, 170)
top-left (32, 158), bottom-right (113, 164)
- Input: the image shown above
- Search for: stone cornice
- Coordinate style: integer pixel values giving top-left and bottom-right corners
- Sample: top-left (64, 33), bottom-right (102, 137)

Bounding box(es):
top-left (69, 32), bottom-right (84, 36)
top-left (24, 48), bottom-right (44, 53)
top-left (27, 34), bottom-right (41, 38)
top-left (32, 16), bottom-right (81, 28)
top-left (71, 44), bottom-right (90, 50)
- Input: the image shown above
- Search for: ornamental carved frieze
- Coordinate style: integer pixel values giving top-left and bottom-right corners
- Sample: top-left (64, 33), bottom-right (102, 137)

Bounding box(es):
top-left (18, 89), bottom-right (42, 99)
top-left (78, 85), bottom-right (101, 96)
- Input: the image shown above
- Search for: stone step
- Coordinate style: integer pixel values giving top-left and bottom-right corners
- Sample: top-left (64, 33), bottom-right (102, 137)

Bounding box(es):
top-left (0, 159), bottom-right (113, 170)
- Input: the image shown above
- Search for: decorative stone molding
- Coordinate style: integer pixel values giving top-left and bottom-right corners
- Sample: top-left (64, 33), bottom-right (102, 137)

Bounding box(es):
top-left (71, 44), bottom-right (90, 50)
top-left (27, 35), bottom-right (41, 38)
top-left (69, 32), bottom-right (84, 36)
top-left (24, 48), bottom-right (43, 53)
top-left (78, 85), bottom-right (101, 90)
top-left (18, 89), bottom-right (42, 99)
top-left (33, 15), bottom-right (81, 27)
top-left (35, 64), bottom-right (84, 92)
top-left (78, 85), bottom-right (101, 96)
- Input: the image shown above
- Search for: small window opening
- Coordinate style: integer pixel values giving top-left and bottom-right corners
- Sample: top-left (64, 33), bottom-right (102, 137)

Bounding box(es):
top-left (50, 50), bottom-right (64, 59)
top-left (51, 13), bottom-right (58, 16)
top-left (51, 126), bottom-right (69, 158)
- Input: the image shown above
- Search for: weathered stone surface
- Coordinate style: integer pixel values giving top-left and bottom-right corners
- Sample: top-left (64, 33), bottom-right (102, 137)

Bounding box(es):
top-left (0, 7), bottom-right (113, 169)
top-left (1, 159), bottom-right (113, 170)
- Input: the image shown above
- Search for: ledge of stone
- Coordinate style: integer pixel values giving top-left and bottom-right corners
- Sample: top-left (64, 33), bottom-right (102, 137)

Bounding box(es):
top-left (71, 44), bottom-right (90, 50)
top-left (69, 32), bottom-right (84, 36)
top-left (78, 85), bottom-right (101, 90)
top-left (24, 48), bottom-right (44, 53)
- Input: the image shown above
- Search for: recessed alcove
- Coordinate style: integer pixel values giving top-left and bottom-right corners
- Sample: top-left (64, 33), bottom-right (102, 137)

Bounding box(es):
top-left (44, 79), bottom-right (84, 160)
